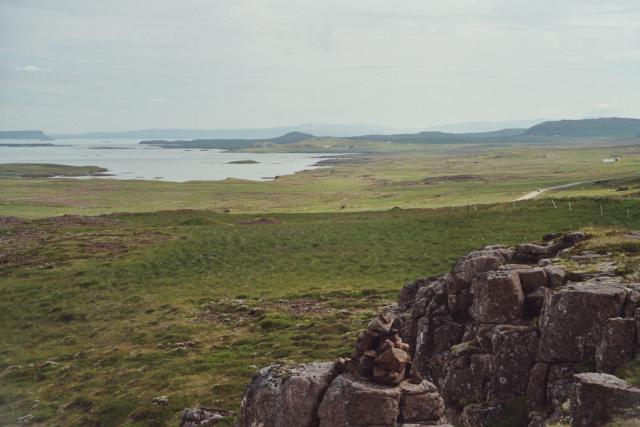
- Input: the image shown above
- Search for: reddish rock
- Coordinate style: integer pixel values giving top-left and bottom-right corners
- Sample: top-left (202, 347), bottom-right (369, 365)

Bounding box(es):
top-left (527, 362), bottom-right (550, 410)
top-left (436, 353), bottom-right (491, 405)
top-left (398, 278), bottom-right (426, 310)
top-left (470, 270), bottom-right (525, 324)
top-left (475, 324), bottom-right (495, 352)
top-left (537, 281), bottom-right (626, 362)
top-left (459, 403), bottom-right (501, 427)
top-left (543, 266), bottom-right (566, 288)
top-left (518, 268), bottom-right (548, 294)
top-left (368, 312), bottom-right (395, 336)
top-left (318, 373), bottom-right (401, 426)
top-left (623, 284), bottom-right (640, 318)
top-left (376, 347), bottom-right (411, 372)
top-left (238, 362), bottom-right (339, 427)
top-left (516, 232), bottom-right (587, 262)
top-left (547, 363), bottom-right (578, 407)
top-left (636, 308), bottom-right (640, 345)
top-left (525, 287), bottom-right (547, 316)
top-left (433, 320), bottom-right (464, 353)
top-left (488, 325), bottom-right (538, 402)
top-left (399, 380), bottom-right (446, 422)
top-left (595, 317), bottom-right (636, 373)
top-left (413, 316), bottom-right (433, 377)
top-left (448, 251), bottom-right (505, 313)
top-left (570, 373), bottom-right (640, 427)
top-left (318, 374), bottom-right (447, 427)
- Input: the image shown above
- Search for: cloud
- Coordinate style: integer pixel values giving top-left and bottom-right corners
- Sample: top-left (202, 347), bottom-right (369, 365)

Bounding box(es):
top-left (15, 65), bottom-right (52, 73)
top-left (584, 103), bottom-right (620, 118)
top-left (1, 0), bottom-right (639, 132)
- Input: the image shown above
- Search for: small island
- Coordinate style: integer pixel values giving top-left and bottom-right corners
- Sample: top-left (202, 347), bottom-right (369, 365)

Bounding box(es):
top-left (227, 159), bottom-right (260, 164)
top-left (0, 163), bottom-right (110, 178)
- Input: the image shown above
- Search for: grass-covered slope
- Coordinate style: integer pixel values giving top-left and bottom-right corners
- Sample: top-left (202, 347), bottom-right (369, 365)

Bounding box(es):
top-left (0, 163), bottom-right (108, 179)
top-left (2, 143), bottom-right (639, 219)
top-left (1, 200), bottom-right (639, 426)
top-left (526, 118), bottom-right (640, 138)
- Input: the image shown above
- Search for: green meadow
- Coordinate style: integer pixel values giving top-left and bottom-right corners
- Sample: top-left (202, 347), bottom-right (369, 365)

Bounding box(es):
top-left (1, 142), bottom-right (639, 219)
top-left (1, 199), bottom-right (639, 426)
top-left (1, 140), bottom-right (640, 426)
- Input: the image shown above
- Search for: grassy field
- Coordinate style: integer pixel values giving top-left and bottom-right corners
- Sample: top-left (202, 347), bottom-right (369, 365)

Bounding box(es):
top-left (1, 199), bottom-right (640, 426)
top-left (1, 140), bottom-right (640, 426)
top-left (0, 164), bottom-right (108, 179)
top-left (1, 142), bottom-right (639, 219)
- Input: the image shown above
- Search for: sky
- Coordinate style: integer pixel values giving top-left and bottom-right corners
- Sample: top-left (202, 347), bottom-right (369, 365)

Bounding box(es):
top-left (1, 0), bottom-right (639, 133)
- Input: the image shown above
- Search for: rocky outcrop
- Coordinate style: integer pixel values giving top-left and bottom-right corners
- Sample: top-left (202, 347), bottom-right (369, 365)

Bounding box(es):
top-left (318, 374), bottom-right (447, 426)
top-left (237, 232), bottom-right (640, 427)
top-left (237, 362), bottom-right (339, 427)
top-left (570, 373), bottom-right (640, 427)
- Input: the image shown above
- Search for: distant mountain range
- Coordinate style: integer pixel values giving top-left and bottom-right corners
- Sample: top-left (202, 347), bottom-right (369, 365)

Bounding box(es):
top-left (0, 130), bottom-right (52, 140)
top-left (4, 118), bottom-right (640, 147)
top-left (140, 132), bottom-right (316, 150)
top-left (51, 123), bottom-right (398, 140)
top-left (139, 117), bottom-right (640, 150)
top-left (425, 119), bottom-right (547, 133)
top-left (525, 118), bottom-right (640, 138)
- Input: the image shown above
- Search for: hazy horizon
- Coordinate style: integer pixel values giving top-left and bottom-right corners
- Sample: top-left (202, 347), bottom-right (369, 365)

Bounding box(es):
top-left (1, 1), bottom-right (639, 133)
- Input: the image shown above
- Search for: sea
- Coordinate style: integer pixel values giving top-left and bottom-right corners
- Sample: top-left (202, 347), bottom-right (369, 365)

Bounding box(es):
top-left (0, 139), bottom-right (335, 182)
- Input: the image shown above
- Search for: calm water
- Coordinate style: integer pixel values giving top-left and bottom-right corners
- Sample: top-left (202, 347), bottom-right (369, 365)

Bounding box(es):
top-left (0, 139), bottom-right (335, 182)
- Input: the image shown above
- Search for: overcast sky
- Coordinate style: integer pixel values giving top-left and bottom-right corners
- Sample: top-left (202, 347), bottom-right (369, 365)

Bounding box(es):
top-left (1, 0), bottom-right (639, 133)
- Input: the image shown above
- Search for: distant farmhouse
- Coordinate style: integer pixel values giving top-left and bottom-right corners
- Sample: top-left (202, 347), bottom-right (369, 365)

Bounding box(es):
top-left (602, 157), bottom-right (620, 164)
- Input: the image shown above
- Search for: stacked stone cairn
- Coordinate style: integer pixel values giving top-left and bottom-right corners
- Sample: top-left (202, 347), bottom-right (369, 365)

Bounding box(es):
top-left (348, 312), bottom-right (412, 385)
top-left (235, 232), bottom-right (640, 427)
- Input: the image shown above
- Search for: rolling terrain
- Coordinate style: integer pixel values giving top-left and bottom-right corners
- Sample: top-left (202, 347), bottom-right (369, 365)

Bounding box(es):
top-left (1, 117), bottom-right (640, 426)
top-left (1, 201), bottom-right (639, 426)
top-left (138, 118), bottom-right (640, 152)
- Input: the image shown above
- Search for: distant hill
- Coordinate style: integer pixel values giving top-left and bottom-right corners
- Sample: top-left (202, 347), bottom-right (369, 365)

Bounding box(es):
top-left (140, 131), bottom-right (315, 149)
top-left (425, 119), bottom-right (546, 133)
top-left (525, 118), bottom-right (640, 138)
top-left (349, 128), bottom-right (526, 144)
top-left (54, 124), bottom-right (397, 140)
top-left (0, 130), bottom-right (52, 140)
top-left (139, 117), bottom-right (640, 151)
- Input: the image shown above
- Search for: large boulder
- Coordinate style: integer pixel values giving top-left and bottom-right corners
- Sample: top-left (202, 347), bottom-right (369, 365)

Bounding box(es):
top-left (570, 373), bottom-right (640, 427)
top-left (537, 280), bottom-right (627, 362)
top-left (238, 362), bottom-right (339, 427)
top-left (399, 380), bottom-right (446, 423)
top-left (526, 362), bottom-right (550, 410)
top-left (595, 317), bottom-right (636, 373)
top-left (488, 325), bottom-right (538, 402)
top-left (546, 363), bottom-right (579, 408)
top-left (517, 267), bottom-right (548, 294)
top-left (399, 278), bottom-right (428, 311)
top-left (515, 232), bottom-right (587, 262)
top-left (318, 374), bottom-right (401, 427)
top-left (448, 250), bottom-right (510, 314)
top-left (433, 352), bottom-right (492, 405)
top-left (470, 270), bottom-right (525, 324)
top-left (317, 374), bottom-right (446, 427)
top-left (623, 284), bottom-right (640, 318)
top-left (459, 403), bottom-right (501, 427)
top-left (433, 320), bottom-right (464, 353)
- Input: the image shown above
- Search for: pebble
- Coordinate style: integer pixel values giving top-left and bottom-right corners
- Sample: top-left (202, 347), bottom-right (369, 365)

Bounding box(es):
top-left (152, 396), bottom-right (169, 406)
